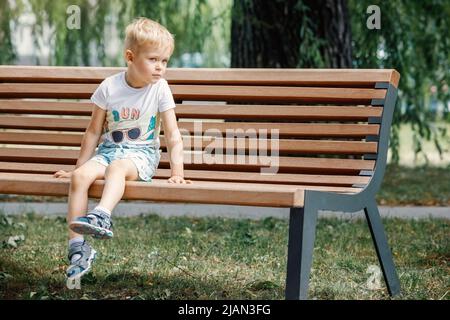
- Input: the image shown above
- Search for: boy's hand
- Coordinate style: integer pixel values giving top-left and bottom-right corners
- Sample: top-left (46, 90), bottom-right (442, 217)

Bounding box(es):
top-left (53, 170), bottom-right (72, 179)
top-left (168, 175), bottom-right (192, 184)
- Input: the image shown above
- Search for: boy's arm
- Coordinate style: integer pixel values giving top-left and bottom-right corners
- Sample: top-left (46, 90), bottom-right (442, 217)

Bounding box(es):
top-left (54, 105), bottom-right (106, 178)
top-left (160, 108), bottom-right (192, 184)
top-left (76, 105), bottom-right (106, 168)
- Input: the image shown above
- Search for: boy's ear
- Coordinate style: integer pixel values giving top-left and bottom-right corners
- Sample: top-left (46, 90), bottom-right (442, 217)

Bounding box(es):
top-left (125, 49), bottom-right (134, 64)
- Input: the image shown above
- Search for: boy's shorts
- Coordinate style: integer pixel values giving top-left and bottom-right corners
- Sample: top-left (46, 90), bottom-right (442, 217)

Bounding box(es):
top-left (89, 141), bottom-right (161, 182)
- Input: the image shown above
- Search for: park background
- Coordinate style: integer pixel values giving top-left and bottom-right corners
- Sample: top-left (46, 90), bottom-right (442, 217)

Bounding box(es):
top-left (0, 0), bottom-right (448, 300)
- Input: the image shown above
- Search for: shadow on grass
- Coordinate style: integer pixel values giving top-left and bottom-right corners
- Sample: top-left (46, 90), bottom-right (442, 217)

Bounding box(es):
top-left (0, 257), bottom-right (284, 300)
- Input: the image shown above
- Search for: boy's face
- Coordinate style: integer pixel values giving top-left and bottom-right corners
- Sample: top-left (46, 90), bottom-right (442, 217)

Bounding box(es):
top-left (126, 44), bottom-right (172, 85)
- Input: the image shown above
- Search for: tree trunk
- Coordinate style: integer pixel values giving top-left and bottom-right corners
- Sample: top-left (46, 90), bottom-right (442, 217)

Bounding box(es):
top-left (230, 0), bottom-right (352, 68)
top-left (305, 0), bottom-right (352, 68)
top-left (231, 0), bottom-right (301, 68)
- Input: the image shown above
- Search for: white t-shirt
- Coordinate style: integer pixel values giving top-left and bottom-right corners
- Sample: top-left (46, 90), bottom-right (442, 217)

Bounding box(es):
top-left (90, 71), bottom-right (176, 149)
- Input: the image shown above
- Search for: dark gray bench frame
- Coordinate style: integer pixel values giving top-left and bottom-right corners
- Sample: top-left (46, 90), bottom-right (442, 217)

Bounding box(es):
top-left (286, 82), bottom-right (400, 299)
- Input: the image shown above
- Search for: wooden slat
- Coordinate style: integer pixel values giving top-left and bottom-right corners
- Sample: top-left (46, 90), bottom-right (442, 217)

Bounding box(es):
top-left (0, 116), bottom-right (89, 131)
top-left (174, 104), bottom-right (383, 121)
top-left (0, 83), bottom-right (386, 103)
top-left (0, 148), bottom-right (80, 164)
top-left (0, 148), bottom-right (375, 174)
top-left (0, 66), bottom-right (124, 83)
top-left (0, 66), bottom-right (400, 88)
top-left (0, 162), bottom-right (371, 187)
top-left (172, 86), bottom-right (386, 103)
top-left (181, 137), bottom-right (377, 155)
top-left (0, 172), bottom-right (363, 207)
top-left (0, 116), bottom-right (380, 137)
top-left (0, 172), bottom-right (305, 208)
top-left (0, 132), bottom-right (378, 154)
top-left (0, 132), bottom-right (84, 146)
top-left (0, 83), bottom-right (97, 99)
top-left (0, 100), bottom-right (383, 121)
top-left (0, 162), bottom-right (74, 174)
top-left (156, 169), bottom-right (370, 187)
top-left (0, 100), bottom-right (93, 115)
top-left (166, 68), bottom-right (400, 88)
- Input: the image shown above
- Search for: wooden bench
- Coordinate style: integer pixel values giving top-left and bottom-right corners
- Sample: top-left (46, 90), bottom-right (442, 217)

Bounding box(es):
top-left (0, 66), bottom-right (400, 299)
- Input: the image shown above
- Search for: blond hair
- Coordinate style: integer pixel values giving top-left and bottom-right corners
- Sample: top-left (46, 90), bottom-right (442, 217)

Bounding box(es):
top-left (124, 17), bottom-right (174, 55)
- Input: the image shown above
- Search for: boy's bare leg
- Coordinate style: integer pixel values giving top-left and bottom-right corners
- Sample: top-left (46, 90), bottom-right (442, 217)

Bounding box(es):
top-left (97, 159), bottom-right (139, 212)
top-left (68, 160), bottom-right (107, 239)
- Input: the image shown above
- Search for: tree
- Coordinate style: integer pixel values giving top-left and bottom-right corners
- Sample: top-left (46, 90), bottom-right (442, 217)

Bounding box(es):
top-left (230, 0), bottom-right (450, 163)
top-left (0, 0), bottom-right (19, 64)
top-left (304, 0), bottom-right (352, 68)
top-left (349, 0), bottom-right (450, 163)
top-left (230, 0), bottom-right (302, 67)
top-left (7, 0), bottom-right (229, 67)
top-left (230, 0), bottom-right (352, 68)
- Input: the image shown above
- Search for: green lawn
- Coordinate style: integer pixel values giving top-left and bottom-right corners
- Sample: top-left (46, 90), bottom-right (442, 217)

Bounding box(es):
top-left (377, 165), bottom-right (450, 206)
top-left (0, 213), bottom-right (448, 300)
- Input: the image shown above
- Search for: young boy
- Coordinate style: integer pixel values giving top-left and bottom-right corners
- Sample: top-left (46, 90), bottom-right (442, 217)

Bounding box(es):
top-left (54, 17), bottom-right (191, 281)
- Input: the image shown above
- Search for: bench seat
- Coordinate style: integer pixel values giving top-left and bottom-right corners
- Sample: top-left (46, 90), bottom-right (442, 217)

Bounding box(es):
top-left (0, 172), bottom-right (361, 208)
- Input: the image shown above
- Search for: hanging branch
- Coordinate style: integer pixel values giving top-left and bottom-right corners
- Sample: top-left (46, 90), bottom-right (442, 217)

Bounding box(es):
top-left (349, 0), bottom-right (450, 163)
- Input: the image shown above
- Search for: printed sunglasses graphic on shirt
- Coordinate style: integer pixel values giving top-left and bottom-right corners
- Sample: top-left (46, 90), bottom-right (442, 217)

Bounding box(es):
top-left (111, 127), bottom-right (141, 143)
top-left (110, 126), bottom-right (156, 143)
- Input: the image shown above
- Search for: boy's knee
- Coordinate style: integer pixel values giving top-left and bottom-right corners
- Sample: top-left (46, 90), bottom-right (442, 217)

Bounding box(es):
top-left (106, 160), bottom-right (127, 176)
top-left (70, 168), bottom-right (92, 187)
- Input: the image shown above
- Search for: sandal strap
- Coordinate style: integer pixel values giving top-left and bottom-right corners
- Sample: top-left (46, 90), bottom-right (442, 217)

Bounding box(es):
top-left (68, 241), bottom-right (89, 261)
top-left (87, 210), bottom-right (113, 228)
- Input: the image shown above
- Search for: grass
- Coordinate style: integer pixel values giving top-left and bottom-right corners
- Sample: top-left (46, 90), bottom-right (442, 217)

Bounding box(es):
top-left (377, 165), bottom-right (450, 206)
top-left (0, 213), bottom-right (448, 300)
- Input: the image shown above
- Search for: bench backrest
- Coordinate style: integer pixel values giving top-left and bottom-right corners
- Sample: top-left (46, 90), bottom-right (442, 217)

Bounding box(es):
top-left (0, 66), bottom-right (399, 194)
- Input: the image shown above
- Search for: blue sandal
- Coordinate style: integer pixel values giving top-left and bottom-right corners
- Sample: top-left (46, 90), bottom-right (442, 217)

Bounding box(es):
top-left (70, 209), bottom-right (114, 240)
top-left (66, 241), bottom-right (97, 280)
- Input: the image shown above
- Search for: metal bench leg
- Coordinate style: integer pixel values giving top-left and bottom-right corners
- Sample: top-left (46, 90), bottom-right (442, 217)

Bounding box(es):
top-left (364, 199), bottom-right (401, 296)
top-left (285, 206), bottom-right (318, 300)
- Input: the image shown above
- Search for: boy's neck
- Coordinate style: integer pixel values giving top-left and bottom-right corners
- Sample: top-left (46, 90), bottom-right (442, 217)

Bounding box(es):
top-left (125, 70), bottom-right (149, 89)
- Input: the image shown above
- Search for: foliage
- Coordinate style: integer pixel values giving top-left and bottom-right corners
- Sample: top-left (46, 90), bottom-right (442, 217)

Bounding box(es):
top-left (0, 0), bottom-right (23, 64)
top-left (3, 0), bottom-right (231, 67)
top-left (348, 0), bottom-right (450, 163)
top-left (117, 0), bottom-right (231, 67)
top-left (295, 1), bottom-right (327, 68)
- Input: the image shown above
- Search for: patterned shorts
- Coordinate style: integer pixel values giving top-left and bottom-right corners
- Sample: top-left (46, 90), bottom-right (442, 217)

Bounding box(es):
top-left (89, 141), bottom-right (161, 182)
